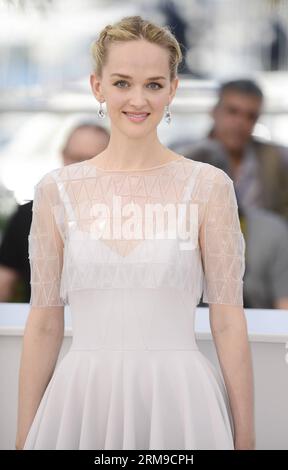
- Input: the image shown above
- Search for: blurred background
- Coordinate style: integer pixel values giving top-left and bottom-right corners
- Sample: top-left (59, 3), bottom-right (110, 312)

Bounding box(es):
top-left (0, 0), bottom-right (288, 307)
top-left (1, 1), bottom-right (288, 451)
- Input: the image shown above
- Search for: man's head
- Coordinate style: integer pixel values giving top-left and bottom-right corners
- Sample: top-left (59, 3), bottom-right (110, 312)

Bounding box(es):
top-left (211, 79), bottom-right (264, 154)
top-left (61, 122), bottom-right (110, 166)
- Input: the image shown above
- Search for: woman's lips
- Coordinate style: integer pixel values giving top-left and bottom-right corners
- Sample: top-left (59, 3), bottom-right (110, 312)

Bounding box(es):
top-left (123, 112), bottom-right (150, 122)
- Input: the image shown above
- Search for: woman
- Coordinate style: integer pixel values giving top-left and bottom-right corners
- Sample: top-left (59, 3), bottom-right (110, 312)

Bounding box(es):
top-left (16, 15), bottom-right (255, 450)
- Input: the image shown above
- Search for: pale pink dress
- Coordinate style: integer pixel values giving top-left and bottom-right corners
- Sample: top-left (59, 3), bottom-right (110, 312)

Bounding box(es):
top-left (23, 156), bottom-right (245, 450)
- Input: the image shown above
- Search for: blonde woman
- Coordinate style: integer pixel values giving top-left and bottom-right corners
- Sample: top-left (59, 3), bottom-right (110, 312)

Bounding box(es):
top-left (16, 15), bottom-right (255, 450)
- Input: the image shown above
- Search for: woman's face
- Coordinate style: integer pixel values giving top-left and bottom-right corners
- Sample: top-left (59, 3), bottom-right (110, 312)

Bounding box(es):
top-left (90, 39), bottom-right (178, 138)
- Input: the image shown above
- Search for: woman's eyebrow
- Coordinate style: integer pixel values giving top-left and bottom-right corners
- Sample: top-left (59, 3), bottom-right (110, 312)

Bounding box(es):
top-left (110, 73), bottom-right (167, 80)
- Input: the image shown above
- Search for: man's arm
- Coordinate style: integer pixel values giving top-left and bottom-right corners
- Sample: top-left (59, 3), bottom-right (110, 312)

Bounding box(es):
top-left (0, 265), bottom-right (20, 300)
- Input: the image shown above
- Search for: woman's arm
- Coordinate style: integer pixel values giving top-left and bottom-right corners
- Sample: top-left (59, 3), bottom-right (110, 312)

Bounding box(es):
top-left (15, 306), bottom-right (64, 450)
top-left (209, 303), bottom-right (255, 450)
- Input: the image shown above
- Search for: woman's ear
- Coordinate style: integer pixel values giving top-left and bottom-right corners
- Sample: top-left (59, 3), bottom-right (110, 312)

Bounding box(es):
top-left (90, 73), bottom-right (103, 101)
top-left (169, 76), bottom-right (179, 103)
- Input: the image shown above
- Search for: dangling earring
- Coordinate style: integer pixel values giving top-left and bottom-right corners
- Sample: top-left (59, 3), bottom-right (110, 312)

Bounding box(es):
top-left (164, 104), bottom-right (171, 124)
top-left (97, 101), bottom-right (106, 119)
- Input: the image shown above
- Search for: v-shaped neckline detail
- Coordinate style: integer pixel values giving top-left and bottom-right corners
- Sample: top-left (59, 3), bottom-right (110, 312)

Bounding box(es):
top-left (59, 157), bottom-right (202, 260)
top-left (95, 237), bottom-right (159, 260)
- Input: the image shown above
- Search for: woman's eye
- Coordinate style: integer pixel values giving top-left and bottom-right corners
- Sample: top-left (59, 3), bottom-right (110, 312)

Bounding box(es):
top-left (113, 81), bottom-right (162, 89)
top-left (114, 80), bottom-right (128, 88)
top-left (148, 82), bottom-right (162, 89)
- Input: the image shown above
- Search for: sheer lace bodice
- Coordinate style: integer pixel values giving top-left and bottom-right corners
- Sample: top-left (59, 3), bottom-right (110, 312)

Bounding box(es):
top-left (28, 156), bottom-right (245, 308)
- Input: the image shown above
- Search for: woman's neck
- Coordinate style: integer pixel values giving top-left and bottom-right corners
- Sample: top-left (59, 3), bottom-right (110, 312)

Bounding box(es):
top-left (93, 133), bottom-right (172, 170)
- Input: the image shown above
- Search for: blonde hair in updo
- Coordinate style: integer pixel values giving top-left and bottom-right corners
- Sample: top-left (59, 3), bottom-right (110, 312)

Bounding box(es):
top-left (90, 15), bottom-right (183, 81)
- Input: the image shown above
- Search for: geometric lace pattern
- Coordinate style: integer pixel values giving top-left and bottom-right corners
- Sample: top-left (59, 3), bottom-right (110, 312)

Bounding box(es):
top-left (199, 169), bottom-right (245, 305)
top-left (28, 157), bottom-right (245, 308)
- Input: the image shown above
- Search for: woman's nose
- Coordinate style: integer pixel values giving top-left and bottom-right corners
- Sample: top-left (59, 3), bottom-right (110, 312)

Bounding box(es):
top-left (128, 88), bottom-right (147, 106)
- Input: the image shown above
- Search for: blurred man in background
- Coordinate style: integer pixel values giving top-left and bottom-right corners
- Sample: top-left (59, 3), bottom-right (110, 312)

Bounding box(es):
top-left (180, 79), bottom-right (288, 310)
top-left (181, 79), bottom-right (288, 221)
top-left (60, 121), bottom-right (110, 166)
top-left (239, 205), bottom-right (288, 310)
top-left (0, 119), bottom-right (110, 303)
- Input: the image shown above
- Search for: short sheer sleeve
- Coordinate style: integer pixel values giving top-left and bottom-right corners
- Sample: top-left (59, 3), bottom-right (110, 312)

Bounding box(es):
top-left (199, 168), bottom-right (245, 306)
top-left (28, 173), bottom-right (65, 308)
